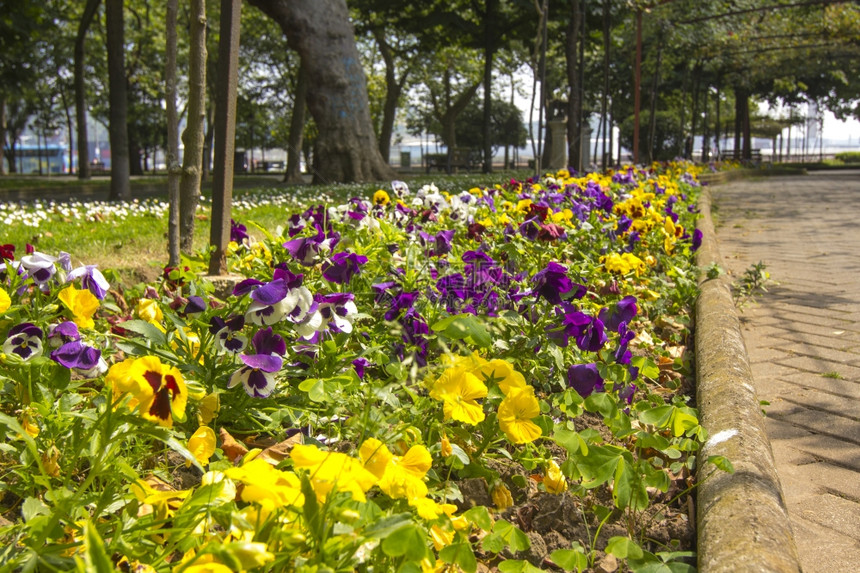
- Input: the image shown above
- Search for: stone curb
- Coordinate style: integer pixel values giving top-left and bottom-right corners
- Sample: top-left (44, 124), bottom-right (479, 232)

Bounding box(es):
top-left (694, 185), bottom-right (802, 572)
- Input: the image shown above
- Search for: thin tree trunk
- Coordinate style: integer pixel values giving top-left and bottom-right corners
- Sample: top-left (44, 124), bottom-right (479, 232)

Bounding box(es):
top-left (372, 27), bottom-right (407, 166)
top-left (482, 0), bottom-right (498, 173)
top-left (566, 0), bottom-right (582, 171)
top-left (75, 0), bottom-right (100, 180)
top-left (690, 66), bottom-right (700, 161)
top-left (106, 0), bottom-right (131, 200)
top-left (647, 34), bottom-right (663, 163)
top-left (165, 0), bottom-right (181, 266)
top-left (0, 98), bottom-right (5, 175)
top-left (284, 57), bottom-right (307, 183)
top-left (179, 0), bottom-right (207, 254)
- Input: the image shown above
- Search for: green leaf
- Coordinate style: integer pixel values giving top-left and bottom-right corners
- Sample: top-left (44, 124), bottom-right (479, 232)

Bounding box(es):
top-left (298, 378), bottom-right (327, 402)
top-left (22, 497), bottom-right (49, 522)
top-left (493, 519), bottom-right (530, 552)
top-left (575, 444), bottom-right (625, 489)
top-left (707, 455), bottom-right (735, 474)
top-left (118, 319), bottom-right (167, 345)
top-left (631, 356), bottom-right (660, 380)
top-left (498, 560), bottom-right (545, 572)
top-left (381, 524), bottom-right (428, 561)
top-left (362, 512), bottom-right (414, 538)
top-left (638, 405), bottom-right (674, 428)
top-left (605, 536), bottom-right (644, 560)
top-left (584, 392), bottom-right (617, 417)
top-left (431, 314), bottom-right (492, 348)
top-left (463, 506), bottom-right (493, 531)
top-left (549, 548), bottom-right (589, 571)
top-left (553, 428), bottom-right (589, 456)
top-left (671, 410), bottom-right (699, 437)
top-left (83, 521), bottom-right (115, 573)
top-left (613, 458), bottom-right (649, 510)
top-left (439, 542), bottom-right (477, 573)
top-left (300, 473), bottom-right (324, 544)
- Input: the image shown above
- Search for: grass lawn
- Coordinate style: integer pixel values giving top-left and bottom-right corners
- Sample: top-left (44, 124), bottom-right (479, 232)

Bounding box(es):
top-left (1, 170), bottom-right (532, 286)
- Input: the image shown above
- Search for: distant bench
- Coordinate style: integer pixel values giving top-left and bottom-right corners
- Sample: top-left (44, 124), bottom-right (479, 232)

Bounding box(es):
top-left (424, 149), bottom-right (482, 174)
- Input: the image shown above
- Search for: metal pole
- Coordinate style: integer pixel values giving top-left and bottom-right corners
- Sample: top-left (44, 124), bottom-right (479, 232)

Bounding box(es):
top-left (208, 0), bottom-right (242, 276)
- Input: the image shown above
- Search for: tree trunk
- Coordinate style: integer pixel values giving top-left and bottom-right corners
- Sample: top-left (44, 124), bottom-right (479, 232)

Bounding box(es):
top-left (647, 35), bottom-right (664, 163)
top-left (106, 0), bottom-right (131, 200)
top-left (285, 57), bottom-right (307, 184)
top-left (0, 97), bottom-right (6, 175)
top-left (128, 136), bottom-right (143, 175)
top-left (600, 0), bottom-right (610, 169)
top-left (740, 89), bottom-right (751, 160)
top-left (482, 0), bottom-right (499, 173)
top-left (75, 0), bottom-right (100, 181)
top-left (202, 104), bottom-right (214, 181)
top-left (165, 0), bottom-right (181, 267)
top-left (566, 0), bottom-right (582, 172)
top-left (179, 0), bottom-right (207, 254)
top-left (372, 27), bottom-right (408, 167)
top-left (248, 0), bottom-right (395, 183)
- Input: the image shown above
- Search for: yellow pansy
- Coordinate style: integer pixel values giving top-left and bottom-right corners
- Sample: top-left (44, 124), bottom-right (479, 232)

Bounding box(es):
top-left (129, 356), bottom-right (188, 428)
top-left (136, 298), bottom-right (163, 325)
top-left (430, 367), bottom-right (488, 425)
top-left (186, 426), bottom-right (217, 468)
top-left (409, 497), bottom-right (458, 521)
top-left (359, 438), bottom-right (431, 500)
top-left (474, 359), bottom-right (526, 395)
top-left (224, 458), bottom-right (304, 509)
top-left (491, 483), bottom-right (514, 510)
top-left (373, 189), bottom-right (391, 206)
top-left (0, 287), bottom-right (10, 313)
top-left (106, 357), bottom-right (147, 407)
top-left (197, 392), bottom-right (220, 424)
top-left (544, 460), bottom-right (568, 494)
top-left (290, 444), bottom-right (378, 502)
top-left (57, 285), bottom-right (99, 329)
top-left (497, 386), bottom-right (542, 444)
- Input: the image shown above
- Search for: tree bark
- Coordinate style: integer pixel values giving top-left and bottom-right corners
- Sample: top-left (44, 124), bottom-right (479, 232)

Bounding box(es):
top-left (482, 0), bottom-right (499, 173)
top-left (372, 27), bottom-right (408, 168)
top-left (566, 0), bottom-right (582, 171)
top-left (165, 0), bottom-right (181, 267)
top-left (179, 0), bottom-right (207, 254)
top-left (106, 0), bottom-right (131, 200)
top-left (0, 97), bottom-right (6, 175)
top-left (284, 57), bottom-right (307, 184)
top-left (248, 0), bottom-right (395, 183)
top-left (75, 0), bottom-right (100, 180)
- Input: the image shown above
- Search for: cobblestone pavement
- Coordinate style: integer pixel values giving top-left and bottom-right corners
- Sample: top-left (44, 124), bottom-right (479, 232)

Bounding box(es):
top-left (712, 170), bottom-right (860, 573)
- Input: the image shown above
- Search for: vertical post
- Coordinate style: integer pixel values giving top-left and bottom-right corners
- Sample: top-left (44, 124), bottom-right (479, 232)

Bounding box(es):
top-left (208, 0), bottom-right (242, 276)
top-left (633, 9), bottom-right (642, 164)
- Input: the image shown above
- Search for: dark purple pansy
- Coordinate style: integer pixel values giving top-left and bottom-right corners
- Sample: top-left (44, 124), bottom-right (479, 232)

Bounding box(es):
top-left (598, 296), bottom-right (638, 333)
top-left (352, 357), bottom-right (370, 379)
top-left (67, 265), bottom-right (111, 299)
top-left (48, 321), bottom-right (80, 348)
top-left (322, 252), bottom-right (368, 284)
top-left (252, 327), bottom-right (287, 356)
top-left (692, 228), bottom-right (703, 251)
top-left (50, 340), bottom-right (101, 372)
top-left (532, 262), bottom-right (586, 305)
top-left (228, 353), bottom-right (282, 398)
top-left (183, 295), bottom-right (207, 316)
top-left (3, 323), bottom-right (44, 361)
top-left (567, 363), bottom-right (605, 398)
top-left (231, 219), bottom-right (249, 243)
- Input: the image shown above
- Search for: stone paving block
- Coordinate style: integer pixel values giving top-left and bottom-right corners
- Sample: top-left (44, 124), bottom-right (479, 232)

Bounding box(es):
top-left (765, 329), bottom-right (859, 352)
top-left (774, 356), bottom-right (860, 380)
top-left (778, 371), bottom-right (860, 400)
top-left (764, 342), bottom-right (860, 365)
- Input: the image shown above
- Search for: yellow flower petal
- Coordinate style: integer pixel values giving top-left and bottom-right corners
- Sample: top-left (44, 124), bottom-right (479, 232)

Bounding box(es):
top-left (498, 386), bottom-right (542, 444)
top-left (0, 287), bottom-right (10, 313)
top-left (58, 285), bottom-right (99, 329)
top-left (187, 426), bottom-right (216, 468)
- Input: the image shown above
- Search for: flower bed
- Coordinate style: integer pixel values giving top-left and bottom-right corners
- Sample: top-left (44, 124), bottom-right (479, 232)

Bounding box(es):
top-left (0, 163), bottom-right (729, 572)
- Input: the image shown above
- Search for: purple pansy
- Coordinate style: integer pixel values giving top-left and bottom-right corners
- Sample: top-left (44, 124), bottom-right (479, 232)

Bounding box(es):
top-left (598, 296), bottom-right (638, 333)
top-left (567, 363), bottom-right (605, 398)
top-left (48, 321), bottom-right (80, 348)
top-left (50, 340), bottom-right (106, 377)
top-left (691, 228), bottom-right (703, 251)
top-left (183, 295), bottom-right (207, 316)
top-left (20, 252), bottom-right (58, 288)
top-left (67, 264), bottom-right (111, 300)
top-left (227, 327), bottom-right (287, 398)
top-left (352, 357), bottom-right (370, 379)
top-left (231, 219), bottom-right (249, 243)
top-left (322, 252), bottom-right (368, 284)
top-left (3, 323), bottom-right (44, 361)
top-left (209, 315), bottom-right (247, 353)
top-left (532, 262), bottom-right (585, 305)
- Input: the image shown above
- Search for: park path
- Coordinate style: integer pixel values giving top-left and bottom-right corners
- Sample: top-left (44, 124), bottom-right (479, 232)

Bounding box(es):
top-left (711, 170), bottom-right (860, 573)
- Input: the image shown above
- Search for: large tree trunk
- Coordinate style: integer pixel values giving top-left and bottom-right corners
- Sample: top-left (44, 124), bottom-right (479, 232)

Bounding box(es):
top-left (0, 98), bottom-right (6, 175)
top-left (106, 0), bottom-right (131, 200)
top-left (75, 0), bottom-right (100, 181)
top-left (284, 57), bottom-right (307, 184)
top-left (165, 0), bottom-right (180, 267)
top-left (179, 0), bottom-right (207, 254)
top-left (565, 0), bottom-right (583, 172)
top-left (248, 0), bottom-right (394, 183)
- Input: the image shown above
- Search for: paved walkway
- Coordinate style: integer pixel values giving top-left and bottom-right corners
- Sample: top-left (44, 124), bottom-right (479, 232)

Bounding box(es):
top-left (712, 170), bottom-right (860, 573)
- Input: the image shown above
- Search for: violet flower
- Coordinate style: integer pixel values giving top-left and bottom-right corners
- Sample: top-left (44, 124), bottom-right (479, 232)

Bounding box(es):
top-left (51, 340), bottom-right (106, 377)
top-left (567, 363), bottom-right (604, 398)
top-left (322, 252), bottom-right (367, 284)
top-left (2, 323), bottom-right (44, 361)
top-left (598, 296), bottom-right (638, 333)
top-left (67, 265), bottom-right (111, 300)
top-left (532, 262), bottom-right (585, 305)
